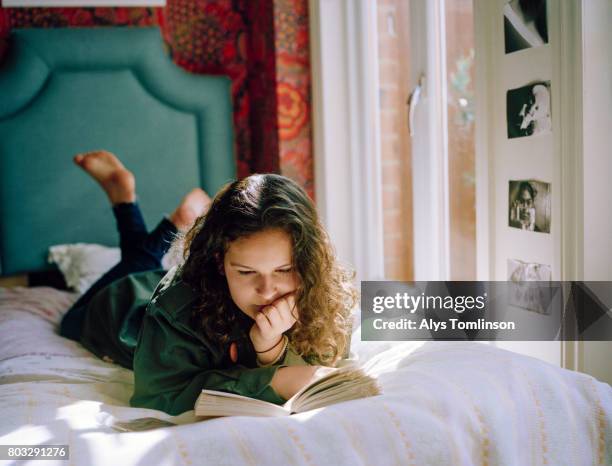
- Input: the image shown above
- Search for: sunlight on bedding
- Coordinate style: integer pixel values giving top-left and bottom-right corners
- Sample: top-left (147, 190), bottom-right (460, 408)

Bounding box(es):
top-left (288, 408), bottom-right (322, 423)
top-left (1, 425), bottom-right (55, 445)
top-left (57, 401), bottom-right (118, 431)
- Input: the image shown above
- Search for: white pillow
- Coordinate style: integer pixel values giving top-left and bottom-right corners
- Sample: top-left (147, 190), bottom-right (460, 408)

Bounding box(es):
top-left (48, 243), bottom-right (182, 294)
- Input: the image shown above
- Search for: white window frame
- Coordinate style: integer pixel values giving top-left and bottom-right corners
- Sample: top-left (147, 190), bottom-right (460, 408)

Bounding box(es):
top-left (408, 0), bottom-right (451, 281)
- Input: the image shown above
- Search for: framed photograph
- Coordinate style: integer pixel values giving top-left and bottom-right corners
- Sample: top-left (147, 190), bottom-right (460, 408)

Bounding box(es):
top-left (507, 258), bottom-right (553, 314)
top-left (507, 81), bottom-right (551, 139)
top-left (504, 0), bottom-right (548, 54)
top-left (508, 180), bottom-right (551, 233)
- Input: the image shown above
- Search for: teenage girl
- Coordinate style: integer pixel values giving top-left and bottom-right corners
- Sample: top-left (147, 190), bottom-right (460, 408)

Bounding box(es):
top-left (59, 151), bottom-right (357, 415)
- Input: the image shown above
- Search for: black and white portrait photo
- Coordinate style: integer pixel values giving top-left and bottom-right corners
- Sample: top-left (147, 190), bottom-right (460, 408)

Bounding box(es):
top-left (508, 258), bottom-right (552, 282)
top-left (507, 81), bottom-right (551, 139)
top-left (508, 180), bottom-right (551, 233)
top-left (507, 258), bottom-right (553, 315)
top-left (504, 0), bottom-right (548, 54)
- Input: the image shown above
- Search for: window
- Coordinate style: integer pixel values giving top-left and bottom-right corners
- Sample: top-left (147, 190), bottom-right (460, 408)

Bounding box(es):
top-left (376, 0), bottom-right (476, 281)
top-left (310, 0), bottom-right (476, 283)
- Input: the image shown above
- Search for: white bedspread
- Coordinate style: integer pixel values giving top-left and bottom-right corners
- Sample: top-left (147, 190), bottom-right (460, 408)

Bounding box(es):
top-left (0, 286), bottom-right (610, 466)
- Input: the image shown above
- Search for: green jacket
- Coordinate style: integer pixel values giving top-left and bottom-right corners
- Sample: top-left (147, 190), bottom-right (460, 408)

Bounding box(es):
top-left (79, 266), bottom-right (309, 416)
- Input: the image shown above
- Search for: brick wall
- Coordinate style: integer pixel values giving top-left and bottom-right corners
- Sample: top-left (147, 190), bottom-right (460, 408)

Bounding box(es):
top-left (377, 0), bottom-right (413, 280)
top-left (446, 0), bottom-right (476, 280)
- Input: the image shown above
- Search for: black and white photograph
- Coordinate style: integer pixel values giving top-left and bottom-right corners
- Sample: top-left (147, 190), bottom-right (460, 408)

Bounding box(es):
top-left (504, 0), bottom-right (548, 54)
top-left (508, 179), bottom-right (551, 233)
top-left (508, 258), bottom-right (552, 282)
top-left (507, 258), bottom-right (553, 314)
top-left (507, 81), bottom-right (551, 139)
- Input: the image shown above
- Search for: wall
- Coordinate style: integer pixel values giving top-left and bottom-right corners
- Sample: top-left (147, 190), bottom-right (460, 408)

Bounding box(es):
top-left (580, 0), bottom-right (612, 385)
top-left (475, 0), bottom-right (612, 383)
top-left (474, 0), bottom-right (559, 367)
top-left (582, 0), bottom-right (612, 282)
top-left (0, 0), bottom-right (313, 197)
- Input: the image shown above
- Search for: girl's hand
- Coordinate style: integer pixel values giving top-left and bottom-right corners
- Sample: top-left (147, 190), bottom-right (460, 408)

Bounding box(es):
top-left (271, 366), bottom-right (338, 400)
top-left (249, 292), bottom-right (299, 352)
top-left (271, 366), bottom-right (317, 400)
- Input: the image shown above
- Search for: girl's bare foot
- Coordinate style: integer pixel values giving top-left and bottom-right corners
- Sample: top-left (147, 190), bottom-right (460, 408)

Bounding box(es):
top-left (170, 188), bottom-right (212, 230)
top-left (74, 150), bottom-right (136, 205)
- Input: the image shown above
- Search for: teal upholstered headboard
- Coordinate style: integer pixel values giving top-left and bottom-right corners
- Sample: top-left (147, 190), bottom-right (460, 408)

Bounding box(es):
top-left (0, 27), bottom-right (236, 276)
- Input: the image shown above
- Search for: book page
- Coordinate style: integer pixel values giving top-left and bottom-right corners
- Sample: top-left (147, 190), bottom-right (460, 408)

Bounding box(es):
top-left (200, 389), bottom-right (282, 407)
top-left (285, 365), bottom-right (379, 413)
top-left (196, 390), bottom-right (290, 417)
top-left (293, 378), bottom-right (380, 413)
top-left (195, 367), bottom-right (380, 418)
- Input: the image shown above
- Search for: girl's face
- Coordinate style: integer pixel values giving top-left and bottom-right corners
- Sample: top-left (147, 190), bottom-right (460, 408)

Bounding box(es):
top-left (223, 227), bottom-right (300, 320)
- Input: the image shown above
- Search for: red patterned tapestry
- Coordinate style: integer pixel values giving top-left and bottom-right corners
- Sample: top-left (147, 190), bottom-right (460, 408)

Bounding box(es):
top-left (0, 0), bottom-right (313, 197)
top-left (274, 0), bottom-right (312, 197)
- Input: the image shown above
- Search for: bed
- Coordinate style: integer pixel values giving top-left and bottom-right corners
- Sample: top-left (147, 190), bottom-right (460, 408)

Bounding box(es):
top-left (0, 28), bottom-right (611, 466)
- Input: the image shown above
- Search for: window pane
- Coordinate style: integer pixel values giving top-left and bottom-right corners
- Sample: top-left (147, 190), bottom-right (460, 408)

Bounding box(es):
top-left (445, 0), bottom-right (476, 280)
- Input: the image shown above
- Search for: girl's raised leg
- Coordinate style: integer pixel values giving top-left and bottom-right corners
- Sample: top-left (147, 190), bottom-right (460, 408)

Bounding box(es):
top-left (60, 151), bottom-right (210, 341)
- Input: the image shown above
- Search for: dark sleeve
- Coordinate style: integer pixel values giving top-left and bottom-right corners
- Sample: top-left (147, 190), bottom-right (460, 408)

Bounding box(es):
top-left (130, 311), bottom-right (287, 416)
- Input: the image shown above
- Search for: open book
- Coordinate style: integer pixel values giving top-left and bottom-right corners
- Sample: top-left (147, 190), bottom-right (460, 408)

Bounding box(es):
top-left (195, 366), bottom-right (380, 418)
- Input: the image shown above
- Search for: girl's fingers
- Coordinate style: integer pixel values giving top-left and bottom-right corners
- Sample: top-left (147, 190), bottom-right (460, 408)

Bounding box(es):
top-left (264, 304), bottom-right (282, 328)
top-left (257, 293), bottom-right (299, 339)
top-left (273, 295), bottom-right (298, 326)
top-left (256, 311), bottom-right (273, 334)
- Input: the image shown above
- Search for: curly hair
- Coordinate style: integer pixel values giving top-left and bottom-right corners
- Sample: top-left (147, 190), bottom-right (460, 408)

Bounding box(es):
top-left (179, 174), bottom-right (358, 366)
